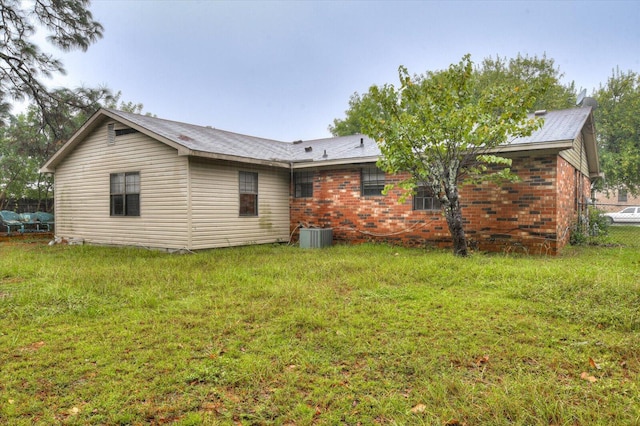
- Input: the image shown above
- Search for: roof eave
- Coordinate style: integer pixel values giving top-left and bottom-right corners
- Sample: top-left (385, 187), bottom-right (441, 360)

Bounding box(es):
top-left (40, 108), bottom-right (189, 173)
top-left (582, 111), bottom-right (600, 176)
top-left (183, 150), bottom-right (291, 168)
top-left (487, 139), bottom-right (574, 155)
top-left (291, 155), bottom-right (380, 169)
top-left (102, 109), bottom-right (187, 153)
top-left (40, 108), bottom-right (106, 173)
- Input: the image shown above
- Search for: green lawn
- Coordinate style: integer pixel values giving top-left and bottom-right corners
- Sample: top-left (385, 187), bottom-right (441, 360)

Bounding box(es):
top-left (1, 240), bottom-right (639, 425)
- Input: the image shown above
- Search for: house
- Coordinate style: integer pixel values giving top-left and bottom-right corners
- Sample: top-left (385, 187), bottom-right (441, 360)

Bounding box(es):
top-left (593, 188), bottom-right (640, 213)
top-left (41, 107), bottom-right (600, 254)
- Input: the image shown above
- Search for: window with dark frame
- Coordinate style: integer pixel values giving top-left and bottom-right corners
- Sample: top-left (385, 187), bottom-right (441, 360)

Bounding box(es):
top-left (618, 189), bottom-right (628, 203)
top-left (361, 167), bottom-right (386, 196)
top-left (239, 171), bottom-right (258, 216)
top-left (294, 171), bottom-right (314, 198)
top-left (413, 186), bottom-right (442, 211)
top-left (110, 172), bottom-right (140, 216)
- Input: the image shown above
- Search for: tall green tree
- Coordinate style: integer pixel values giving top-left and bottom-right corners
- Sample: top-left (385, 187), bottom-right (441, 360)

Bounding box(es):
top-left (0, 93), bottom-right (100, 210)
top-left (363, 55), bottom-right (542, 256)
top-left (328, 92), bottom-right (378, 137)
top-left (0, 0), bottom-right (104, 127)
top-left (0, 118), bottom-right (41, 209)
top-left (593, 68), bottom-right (640, 195)
top-left (0, 91), bottom-right (147, 210)
top-left (330, 53), bottom-right (575, 137)
top-left (476, 54), bottom-right (576, 111)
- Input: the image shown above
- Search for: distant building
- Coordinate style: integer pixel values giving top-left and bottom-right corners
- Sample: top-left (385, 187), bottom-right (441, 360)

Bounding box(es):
top-left (594, 188), bottom-right (640, 212)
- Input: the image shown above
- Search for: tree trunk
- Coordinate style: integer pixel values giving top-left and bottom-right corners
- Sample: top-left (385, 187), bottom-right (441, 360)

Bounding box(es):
top-left (442, 181), bottom-right (468, 257)
top-left (445, 205), bottom-right (468, 256)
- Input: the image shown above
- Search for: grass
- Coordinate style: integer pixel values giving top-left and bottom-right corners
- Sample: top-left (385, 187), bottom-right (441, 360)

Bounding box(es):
top-left (604, 225), bottom-right (640, 247)
top-left (0, 238), bottom-right (639, 425)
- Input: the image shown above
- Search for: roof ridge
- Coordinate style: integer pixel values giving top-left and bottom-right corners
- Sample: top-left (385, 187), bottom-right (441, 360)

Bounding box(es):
top-left (104, 108), bottom-right (289, 144)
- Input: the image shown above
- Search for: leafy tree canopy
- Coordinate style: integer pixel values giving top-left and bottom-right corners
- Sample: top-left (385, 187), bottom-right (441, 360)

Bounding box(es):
top-left (594, 68), bottom-right (640, 195)
top-left (330, 53), bottom-right (575, 137)
top-left (476, 54), bottom-right (576, 111)
top-left (0, 91), bottom-right (145, 210)
top-left (0, 0), bottom-right (104, 127)
top-left (363, 55), bottom-right (542, 256)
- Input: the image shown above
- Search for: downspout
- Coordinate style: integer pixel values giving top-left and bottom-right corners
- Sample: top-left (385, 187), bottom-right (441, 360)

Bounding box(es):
top-left (289, 162), bottom-right (294, 238)
top-left (578, 134), bottom-right (584, 211)
top-left (576, 133), bottom-right (587, 238)
top-left (186, 157), bottom-right (193, 250)
top-left (290, 162), bottom-right (294, 197)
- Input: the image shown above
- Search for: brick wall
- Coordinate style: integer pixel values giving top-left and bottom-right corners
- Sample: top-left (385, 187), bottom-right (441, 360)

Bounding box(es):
top-left (556, 156), bottom-right (591, 246)
top-left (290, 153), bottom-right (590, 254)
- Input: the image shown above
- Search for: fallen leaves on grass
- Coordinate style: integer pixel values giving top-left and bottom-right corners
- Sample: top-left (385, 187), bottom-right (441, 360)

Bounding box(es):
top-left (410, 403), bottom-right (426, 414)
top-left (21, 341), bottom-right (45, 351)
top-left (589, 357), bottom-right (601, 370)
top-left (580, 372), bottom-right (597, 383)
top-left (475, 355), bottom-right (490, 366)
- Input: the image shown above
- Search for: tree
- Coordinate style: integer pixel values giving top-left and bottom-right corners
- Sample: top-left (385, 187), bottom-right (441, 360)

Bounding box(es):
top-left (328, 92), bottom-right (378, 137)
top-left (330, 53), bottom-right (575, 137)
top-left (362, 55), bottom-right (542, 256)
top-left (0, 91), bottom-right (146, 210)
top-left (476, 54), bottom-right (577, 111)
top-left (0, 119), bottom-right (41, 209)
top-left (0, 0), bottom-right (103, 127)
top-left (0, 97), bottom-right (97, 210)
top-left (593, 68), bottom-right (640, 195)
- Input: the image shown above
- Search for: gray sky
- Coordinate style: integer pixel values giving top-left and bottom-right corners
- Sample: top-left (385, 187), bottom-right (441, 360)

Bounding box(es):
top-left (35, 0), bottom-right (640, 141)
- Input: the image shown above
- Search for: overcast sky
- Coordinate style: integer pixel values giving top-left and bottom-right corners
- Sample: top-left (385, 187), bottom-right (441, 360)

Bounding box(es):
top-left (32, 0), bottom-right (640, 141)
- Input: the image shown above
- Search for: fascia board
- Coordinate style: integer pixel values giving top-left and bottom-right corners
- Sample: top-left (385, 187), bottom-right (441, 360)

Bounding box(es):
top-left (486, 140), bottom-right (574, 154)
top-left (291, 155), bottom-right (380, 169)
top-left (582, 113), bottom-right (600, 175)
top-left (184, 150), bottom-right (291, 168)
top-left (40, 108), bottom-right (105, 173)
top-left (40, 108), bottom-right (189, 173)
top-left (290, 141), bottom-right (573, 169)
top-left (101, 110), bottom-right (187, 153)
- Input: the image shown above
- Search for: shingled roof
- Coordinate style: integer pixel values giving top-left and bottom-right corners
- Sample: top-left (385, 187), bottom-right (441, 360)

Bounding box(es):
top-left (41, 106), bottom-right (598, 174)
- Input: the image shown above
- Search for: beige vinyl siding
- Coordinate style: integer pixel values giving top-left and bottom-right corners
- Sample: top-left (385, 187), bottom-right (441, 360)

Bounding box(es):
top-left (559, 133), bottom-right (589, 175)
top-left (189, 157), bottom-right (290, 249)
top-left (54, 119), bottom-right (190, 249)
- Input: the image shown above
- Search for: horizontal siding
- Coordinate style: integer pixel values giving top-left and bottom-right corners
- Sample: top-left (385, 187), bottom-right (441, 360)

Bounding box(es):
top-left (559, 133), bottom-right (589, 175)
top-left (54, 118), bottom-right (190, 249)
top-left (189, 158), bottom-right (290, 249)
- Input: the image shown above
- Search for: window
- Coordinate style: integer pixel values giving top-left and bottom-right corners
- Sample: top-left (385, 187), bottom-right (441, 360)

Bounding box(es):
top-left (110, 172), bottom-right (140, 216)
top-left (413, 186), bottom-right (442, 211)
top-left (294, 171), bottom-right (313, 198)
top-left (361, 167), bottom-right (385, 196)
top-left (239, 171), bottom-right (258, 216)
top-left (618, 189), bottom-right (628, 203)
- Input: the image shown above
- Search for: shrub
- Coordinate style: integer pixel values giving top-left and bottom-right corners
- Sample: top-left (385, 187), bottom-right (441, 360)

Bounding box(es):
top-left (570, 206), bottom-right (609, 245)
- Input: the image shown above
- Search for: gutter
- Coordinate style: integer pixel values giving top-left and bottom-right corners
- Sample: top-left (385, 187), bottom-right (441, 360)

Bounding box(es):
top-left (179, 149), bottom-right (291, 168)
top-left (486, 139), bottom-right (574, 154)
top-left (290, 155), bottom-right (380, 169)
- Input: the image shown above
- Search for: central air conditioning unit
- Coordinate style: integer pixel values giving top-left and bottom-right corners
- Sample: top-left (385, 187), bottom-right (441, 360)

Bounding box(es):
top-left (299, 227), bottom-right (333, 248)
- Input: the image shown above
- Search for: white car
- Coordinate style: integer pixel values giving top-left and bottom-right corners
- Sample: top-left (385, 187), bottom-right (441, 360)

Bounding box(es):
top-left (603, 206), bottom-right (640, 224)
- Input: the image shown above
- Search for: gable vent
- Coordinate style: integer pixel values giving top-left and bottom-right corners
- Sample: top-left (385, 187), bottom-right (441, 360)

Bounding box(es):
top-left (107, 123), bottom-right (115, 144)
top-left (115, 128), bottom-right (139, 136)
